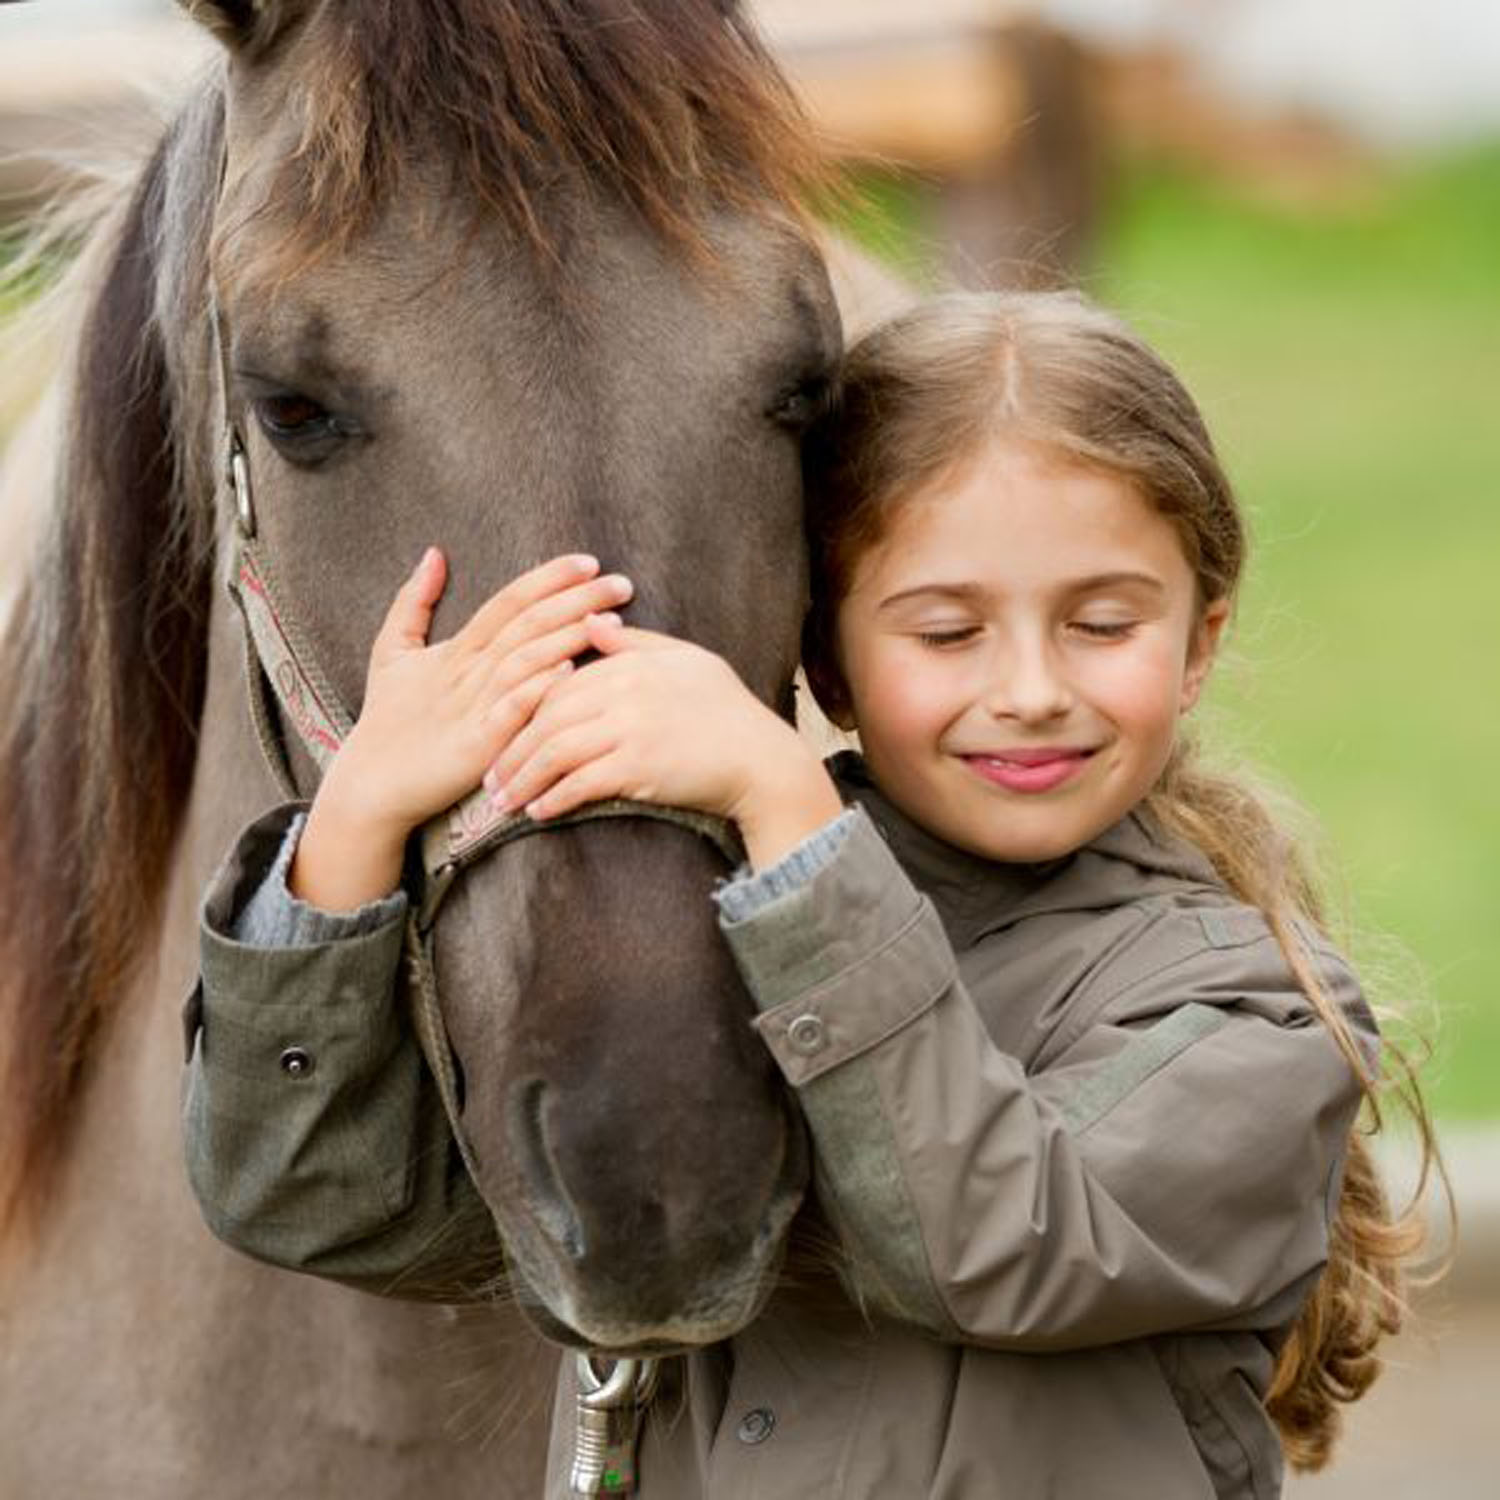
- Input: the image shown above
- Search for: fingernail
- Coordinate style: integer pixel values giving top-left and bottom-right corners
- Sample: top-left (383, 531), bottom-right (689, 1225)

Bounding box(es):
top-left (591, 611), bottom-right (622, 628)
top-left (526, 797), bottom-right (549, 820)
top-left (605, 573), bottom-right (633, 597)
top-left (554, 660), bottom-right (574, 676)
top-left (572, 554), bottom-right (599, 573)
top-left (490, 784), bottom-right (511, 811)
top-left (418, 546), bottom-right (439, 571)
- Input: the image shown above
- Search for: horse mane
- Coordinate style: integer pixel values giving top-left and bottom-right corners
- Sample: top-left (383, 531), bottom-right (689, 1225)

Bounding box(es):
top-left (261, 0), bottom-right (821, 272)
top-left (0, 4), bottom-right (823, 1240)
top-left (0, 95), bottom-right (222, 1242)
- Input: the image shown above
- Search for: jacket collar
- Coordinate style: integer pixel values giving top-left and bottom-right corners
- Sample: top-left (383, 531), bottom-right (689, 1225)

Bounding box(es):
top-left (829, 751), bottom-right (1222, 943)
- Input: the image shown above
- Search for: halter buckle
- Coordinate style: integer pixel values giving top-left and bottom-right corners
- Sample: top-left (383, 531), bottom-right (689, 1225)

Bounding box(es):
top-left (229, 432), bottom-right (255, 536)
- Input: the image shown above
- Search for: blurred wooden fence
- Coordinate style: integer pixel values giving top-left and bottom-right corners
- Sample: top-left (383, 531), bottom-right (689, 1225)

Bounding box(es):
top-left (0, 2), bottom-right (1100, 281)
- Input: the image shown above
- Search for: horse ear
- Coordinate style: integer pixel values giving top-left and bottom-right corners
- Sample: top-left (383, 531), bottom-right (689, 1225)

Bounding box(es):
top-left (177, 1), bottom-right (306, 53)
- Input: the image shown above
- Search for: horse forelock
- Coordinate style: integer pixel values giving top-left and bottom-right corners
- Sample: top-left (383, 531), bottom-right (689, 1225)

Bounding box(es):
top-left (246, 0), bottom-right (820, 275)
top-left (0, 87), bottom-right (224, 1243)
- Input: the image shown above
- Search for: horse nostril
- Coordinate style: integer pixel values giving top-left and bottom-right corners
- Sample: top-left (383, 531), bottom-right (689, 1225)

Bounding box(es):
top-left (508, 1077), bottom-right (587, 1260)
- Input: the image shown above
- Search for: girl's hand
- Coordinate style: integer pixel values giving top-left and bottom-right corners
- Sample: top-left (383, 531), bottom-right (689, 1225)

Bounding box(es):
top-left (486, 616), bottom-right (844, 870)
top-left (290, 550), bottom-right (633, 910)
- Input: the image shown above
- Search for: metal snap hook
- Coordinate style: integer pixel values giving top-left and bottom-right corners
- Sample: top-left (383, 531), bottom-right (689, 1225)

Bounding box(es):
top-left (570, 1354), bottom-right (660, 1495)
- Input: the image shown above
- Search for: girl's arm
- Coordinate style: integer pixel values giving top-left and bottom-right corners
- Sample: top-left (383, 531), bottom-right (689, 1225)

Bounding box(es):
top-left (184, 802), bottom-right (498, 1300)
top-left (185, 551), bottom-right (632, 1298)
top-left (716, 813), bottom-right (1369, 1351)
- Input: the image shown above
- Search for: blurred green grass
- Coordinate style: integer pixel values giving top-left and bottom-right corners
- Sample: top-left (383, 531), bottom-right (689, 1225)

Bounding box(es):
top-left (846, 147), bottom-right (1500, 1119)
top-left (1095, 150), bottom-right (1500, 1121)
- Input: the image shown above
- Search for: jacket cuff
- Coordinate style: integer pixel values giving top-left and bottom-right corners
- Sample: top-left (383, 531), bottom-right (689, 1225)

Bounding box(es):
top-left (230, 809), bottom-right (408, 948)
top-left (712, 808), bottom-right (857, 923)
top-left (193, 802), bottom-right (410, 1058)
top-left (718, 808), bottom-right (958, 1086)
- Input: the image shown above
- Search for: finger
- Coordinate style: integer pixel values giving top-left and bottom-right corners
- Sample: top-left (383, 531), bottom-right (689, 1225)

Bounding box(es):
top-left (474, 572), bottom-right (633, 658)
top-left (479, 609), bottom-right (622, 697)
top-left (525, 755), bottom-right (632, 821)
top-left (490, 720), bottom-right (619, 813)
top-left (478, 660), bottom-right (574, 768)
top-left (372, 547), bottom-right (446, 664)
top-left (583, 616), bottom-right (679, 655)
top-left (455, 554), bottom-right (603, 650)
top-left (486, 674), bottom-right (611, 790)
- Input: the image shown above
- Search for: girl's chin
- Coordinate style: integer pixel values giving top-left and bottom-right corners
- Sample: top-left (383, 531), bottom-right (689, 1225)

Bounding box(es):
top-left (928, 812), bottom-right (1091, 865)
top-left (943, 797), bottom-right (1128, 865)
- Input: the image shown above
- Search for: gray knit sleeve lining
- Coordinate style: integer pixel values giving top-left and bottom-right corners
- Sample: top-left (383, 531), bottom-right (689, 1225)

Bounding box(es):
top-left (233, 812), bottom-right (408, 947)
top-left (713, 809), bottom-right (857, 926)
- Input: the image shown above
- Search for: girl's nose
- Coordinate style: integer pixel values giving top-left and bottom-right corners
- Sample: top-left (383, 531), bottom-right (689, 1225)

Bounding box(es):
top-left (982, 637), bottom-right (1074, 724)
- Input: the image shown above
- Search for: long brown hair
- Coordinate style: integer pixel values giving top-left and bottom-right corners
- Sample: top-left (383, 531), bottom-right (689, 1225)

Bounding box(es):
top-left (801, 289), bottom-right (1444, 1472)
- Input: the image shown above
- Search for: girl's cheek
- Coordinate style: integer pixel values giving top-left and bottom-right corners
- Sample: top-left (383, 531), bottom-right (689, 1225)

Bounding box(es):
top-left (1094, 638), bottom-right (1190, 733)
top-left (848, 651), bottom-right (940, 743)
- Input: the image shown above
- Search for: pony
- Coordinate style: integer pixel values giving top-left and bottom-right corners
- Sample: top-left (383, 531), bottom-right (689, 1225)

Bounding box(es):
top-left (0, 2), bottom-right (846, 1492)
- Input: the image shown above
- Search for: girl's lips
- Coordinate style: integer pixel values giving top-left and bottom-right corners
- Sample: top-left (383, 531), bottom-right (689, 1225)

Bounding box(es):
top-left (961, 749), bottom-right (1095, 794)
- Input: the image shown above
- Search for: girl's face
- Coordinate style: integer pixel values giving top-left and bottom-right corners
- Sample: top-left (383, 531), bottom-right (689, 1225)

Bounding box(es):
top-left (833, 437), bottom-right (1227, 862)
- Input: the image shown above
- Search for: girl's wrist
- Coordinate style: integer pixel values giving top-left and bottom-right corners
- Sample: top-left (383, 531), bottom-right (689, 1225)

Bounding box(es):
top-left (732, 736), bottom-right (844, 871)
top-left (290, 766), bottom-right (410, 912)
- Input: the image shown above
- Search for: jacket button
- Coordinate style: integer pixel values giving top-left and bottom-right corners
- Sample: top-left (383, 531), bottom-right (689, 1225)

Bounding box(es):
top-left (736, 1407), bottom-right (775, 1444)
top-left (279, 1046), bottom-right (315, 1079)
top-left (785, 1014), bottom-right (826, 1056)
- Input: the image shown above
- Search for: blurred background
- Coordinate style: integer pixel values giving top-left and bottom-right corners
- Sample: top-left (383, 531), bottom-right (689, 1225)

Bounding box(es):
top-left (2, 1), bottom-right (1496, 1492)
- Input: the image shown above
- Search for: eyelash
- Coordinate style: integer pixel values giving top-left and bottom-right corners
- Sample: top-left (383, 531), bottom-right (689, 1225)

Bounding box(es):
top-left (1072, 621), bottom-right (1137, 640)
top-left (915, 621), bottom-right (1138, 648)
top-left (915, 627), bottom-right (981, 648)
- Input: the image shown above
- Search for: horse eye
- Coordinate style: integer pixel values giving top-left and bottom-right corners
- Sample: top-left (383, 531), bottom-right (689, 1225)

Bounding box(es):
top-left (253, 393), bottom-right (333, 440)
top-left (770, 376), bottom-right (832, 432)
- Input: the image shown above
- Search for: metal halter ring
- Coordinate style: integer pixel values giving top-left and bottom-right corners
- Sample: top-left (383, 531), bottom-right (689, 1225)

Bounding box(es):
top-left (576, 1354), bottom-right (659, 1409)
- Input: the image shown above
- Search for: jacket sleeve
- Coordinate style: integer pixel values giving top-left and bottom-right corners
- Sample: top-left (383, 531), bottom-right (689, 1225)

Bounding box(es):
top-left (182, 803), bottom-right (503, 1303)
top-left (718, 809), bottom-right (1368, 1352)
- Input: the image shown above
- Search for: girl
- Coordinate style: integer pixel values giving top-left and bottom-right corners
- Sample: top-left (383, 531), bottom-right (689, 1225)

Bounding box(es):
top-left (185, 290), bottom-right (1431, 1497)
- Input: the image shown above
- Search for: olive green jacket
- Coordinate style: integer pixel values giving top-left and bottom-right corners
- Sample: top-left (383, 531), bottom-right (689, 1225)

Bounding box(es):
top-left (184, 760), bottom-right (1369, 1498)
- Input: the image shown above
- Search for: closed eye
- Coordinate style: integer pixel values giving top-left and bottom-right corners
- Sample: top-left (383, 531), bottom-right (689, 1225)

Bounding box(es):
top-left (1071, 620), bottom-right (1138, 640)
top-left (916, 626), bottom-right (982, 648)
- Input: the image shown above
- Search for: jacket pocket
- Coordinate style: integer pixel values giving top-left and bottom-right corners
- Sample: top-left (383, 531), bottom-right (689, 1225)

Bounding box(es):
top-left (1151, 1333), bottom-right (1281, 1500)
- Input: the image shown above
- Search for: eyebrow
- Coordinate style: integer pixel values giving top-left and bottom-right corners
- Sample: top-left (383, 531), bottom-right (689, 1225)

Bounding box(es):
top-left (877, 571), bottom-right (1167, 612)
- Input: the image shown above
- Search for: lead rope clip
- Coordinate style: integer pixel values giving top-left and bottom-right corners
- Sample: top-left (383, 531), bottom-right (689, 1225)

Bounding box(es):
top-left (569, 1354), bottom-right (660, 1495)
